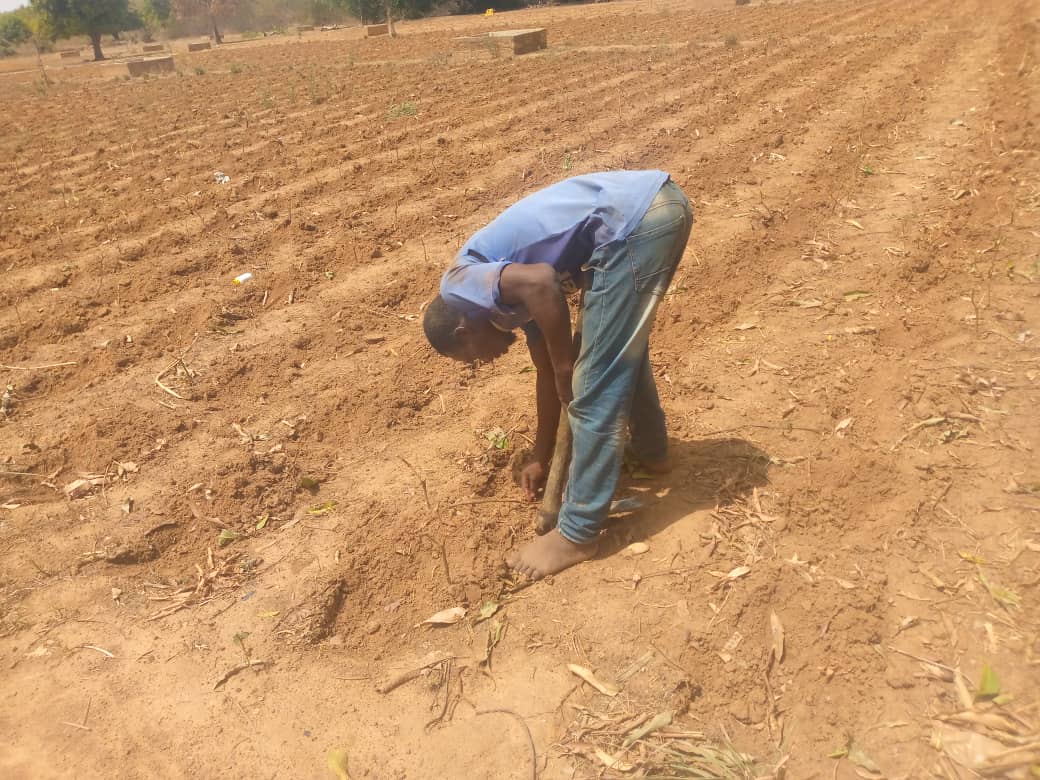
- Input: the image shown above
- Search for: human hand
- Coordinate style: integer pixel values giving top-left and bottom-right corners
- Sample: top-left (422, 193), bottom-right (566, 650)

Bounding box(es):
top-left (520, 460), bottom-right (547, 501)
top-left (554, 363), bottom-right (574, 405)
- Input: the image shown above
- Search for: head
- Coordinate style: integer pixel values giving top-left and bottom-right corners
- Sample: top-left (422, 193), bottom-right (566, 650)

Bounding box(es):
top-left (423, 295), bottom-right (517, 364)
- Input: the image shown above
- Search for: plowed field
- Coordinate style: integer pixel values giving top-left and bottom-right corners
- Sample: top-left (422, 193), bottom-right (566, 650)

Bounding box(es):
top-left (2, 0), bottom-right (1038, 777)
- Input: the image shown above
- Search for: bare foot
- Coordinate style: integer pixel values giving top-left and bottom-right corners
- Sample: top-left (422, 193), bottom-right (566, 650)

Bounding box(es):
top-left (506, 529), bottom-right (597, 580)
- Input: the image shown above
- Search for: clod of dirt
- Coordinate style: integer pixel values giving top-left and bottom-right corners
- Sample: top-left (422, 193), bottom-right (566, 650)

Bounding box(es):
top-left (299, 579), bottom-right (348, 644)
top-left (103, 539), bottom-right (160, 565)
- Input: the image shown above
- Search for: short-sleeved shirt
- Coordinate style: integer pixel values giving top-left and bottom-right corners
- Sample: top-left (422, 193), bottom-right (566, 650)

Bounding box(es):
top-left (440, 170), bottom-right (670, 330)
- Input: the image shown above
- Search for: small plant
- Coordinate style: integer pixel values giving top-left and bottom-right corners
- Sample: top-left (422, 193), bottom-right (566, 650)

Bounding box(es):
top-left (387, 101), bottom-right (417, 118)
top-left (229, 62), bottom-right (243, 75)
top-left (484, 427), bottom-right (510, 450)
top-left (724, 33), bottom-right (739, 47)
top-left (563, 150), bottom-right (573, 170)
top-left (232, 631), bottom-right (251, 661)
top-left (194, 65), bottom-right (205, 75)
top-left (261, 91), bottom-right (274, 109)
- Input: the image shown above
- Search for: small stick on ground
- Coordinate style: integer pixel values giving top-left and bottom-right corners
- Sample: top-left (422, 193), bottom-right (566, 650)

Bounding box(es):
top-left (422, 533), bottom-right (453, 585)
top-left (1, 361), bottom-right (78, 371)
top-left (155, 335), bottom-right (200, 400)
top-left (376, 650), bottom-right (454, 694)
top-left (475, 708), bottom-right (537, 780)
top-left (213, 659), bottom-right (269, 690)
top-left (399, 456), bottom-right (432, 511)
top-left (887, 645), bottom-right (972, 686)
top-left (425, 658), bottom-right (454, 731)
top-left (61, 697), bottom-right (92, 731)
top-left (448, 498), bottom-right (528, 509)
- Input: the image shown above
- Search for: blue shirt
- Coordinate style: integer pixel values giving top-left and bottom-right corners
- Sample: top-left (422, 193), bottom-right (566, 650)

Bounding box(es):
top-left (440, 170), bottom-right (669, 329)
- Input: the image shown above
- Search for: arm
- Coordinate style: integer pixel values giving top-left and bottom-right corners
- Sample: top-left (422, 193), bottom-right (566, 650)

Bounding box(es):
top-left (527, 329), bottom-right (561, 467)
top-left (517, 327), bottom-right (562, 501)
top-left (499, 263), bottom-right (574, 403)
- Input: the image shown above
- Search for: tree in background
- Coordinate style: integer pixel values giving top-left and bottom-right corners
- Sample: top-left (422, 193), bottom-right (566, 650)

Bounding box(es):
top-left (30, 0), bottom-right (140, 60)
top-left (172, 0), bottom-right (238, 44)
top-left (136, 0), bottom-right (172, 40)
top-left (0, 10), bottom-right (32, 55)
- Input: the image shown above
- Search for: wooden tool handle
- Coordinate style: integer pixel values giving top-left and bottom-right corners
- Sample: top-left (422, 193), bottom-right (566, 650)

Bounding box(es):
top-left (535, 410), bottom-right (572, 535)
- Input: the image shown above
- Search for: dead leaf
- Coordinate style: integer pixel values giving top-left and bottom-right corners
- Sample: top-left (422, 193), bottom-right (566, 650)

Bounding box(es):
top-left (623, 542), bottom-right (650, 556)
top-left (623, 710), bottom-right (673, 747)
top-left (726, 565), bottom-right (751, 580)
top-left (734, 322), bottom-right (758, 331)
top-left (844, 325), bottom-right (877, 335)
top-left (846, 218), bottom-right (865, 230)
top-left (843, 290), bottom-right (873, 301)
top-left (473, 600), bottom-right (500, 624)
top-left (567, 663), bottom-right (619, 696)
top-left (978, 570), bottom-right (1020, 608)
top-left (327, 748), bottom-right (352, 780)
top-left (768, 610), bottom-right (785, 667)
top-left (953, 667), bottom-right (974, 710)
top-left (835, 417), bottom-right (854, 437)
top-left (421, 606), bottom-right (466, 626)
top-left (593, 748), bottom-right (634, 772)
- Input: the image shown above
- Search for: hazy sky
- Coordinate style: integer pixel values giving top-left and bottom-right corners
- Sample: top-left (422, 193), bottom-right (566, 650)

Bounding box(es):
top-left (0, 0), bottom-right (26, 12)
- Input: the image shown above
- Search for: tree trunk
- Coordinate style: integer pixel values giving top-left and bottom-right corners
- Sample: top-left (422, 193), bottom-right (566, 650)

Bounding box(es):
top-left (33, 40), bottom-right (51, 87)
top-left (210, 15), bottom-right (223, 45)
top-left (90, 31), bottom-right (105, 61)
top-left (385, 0), bottom-right (395, 37)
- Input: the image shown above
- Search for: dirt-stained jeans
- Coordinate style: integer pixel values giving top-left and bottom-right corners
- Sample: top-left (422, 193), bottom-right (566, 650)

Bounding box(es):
top-left (558, 179), bottom-right (694, 544)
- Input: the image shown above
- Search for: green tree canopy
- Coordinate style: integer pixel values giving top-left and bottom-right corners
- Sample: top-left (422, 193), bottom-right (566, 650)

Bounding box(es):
top-left (31, 0), bottom-right (140, 60)
top-left (0, 11), bottom-right (32, 48)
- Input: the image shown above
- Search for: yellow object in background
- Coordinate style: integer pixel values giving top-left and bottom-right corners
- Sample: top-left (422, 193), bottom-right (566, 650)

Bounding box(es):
top-left (485, 8), bottom-right (494, 15)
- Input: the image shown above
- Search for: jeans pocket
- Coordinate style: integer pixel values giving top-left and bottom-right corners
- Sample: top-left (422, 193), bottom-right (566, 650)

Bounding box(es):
top-left (627, 211), bottom-right (685, 295)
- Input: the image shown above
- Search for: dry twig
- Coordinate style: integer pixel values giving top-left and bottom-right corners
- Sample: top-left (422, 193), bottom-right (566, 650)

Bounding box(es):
top-left (214, 659), bottom-right (269, 690)
top-left (476, 708), bottom-right (537, 780)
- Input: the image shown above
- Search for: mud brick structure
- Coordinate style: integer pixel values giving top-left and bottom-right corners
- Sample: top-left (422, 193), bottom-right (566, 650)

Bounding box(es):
top-left (58, 50), bottom-right (80, 61)
top-left (187, 41), bottom-right (212, 52)
top-left (366, 24), bottom-right (390, 37)
top-left (298, 25), bottom-right (314, 32)
top-left (126, 56), bottom-right (175, 77)
top-left (142, 43), bottom-right (165, 53)
top-left (454, 28), bottom-right (548, 58)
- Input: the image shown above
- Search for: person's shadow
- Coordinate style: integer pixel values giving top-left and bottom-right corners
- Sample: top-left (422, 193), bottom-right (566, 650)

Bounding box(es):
top-left (599, 436), bottom-right (773, 557)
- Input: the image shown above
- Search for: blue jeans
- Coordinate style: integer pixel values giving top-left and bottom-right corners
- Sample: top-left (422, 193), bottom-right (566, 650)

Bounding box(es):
top-left (558, 180), bottom-right (693, 544)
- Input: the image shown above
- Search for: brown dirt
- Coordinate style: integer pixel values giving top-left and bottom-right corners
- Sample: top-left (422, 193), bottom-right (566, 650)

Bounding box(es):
top-left (2, 0), bottom-right (1038, 778)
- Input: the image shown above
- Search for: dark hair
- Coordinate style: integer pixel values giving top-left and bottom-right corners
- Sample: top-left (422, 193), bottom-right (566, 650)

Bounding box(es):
top-left (423, 295), bottom-right (464, 357)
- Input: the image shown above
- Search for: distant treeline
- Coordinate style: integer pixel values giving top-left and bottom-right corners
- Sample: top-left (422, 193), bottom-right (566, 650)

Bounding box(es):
top-left (1, 0), bottom-right (588, 58)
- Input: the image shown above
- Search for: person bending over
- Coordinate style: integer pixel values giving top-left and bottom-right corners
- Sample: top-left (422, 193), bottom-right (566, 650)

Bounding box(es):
top-left (423, 170), bottom-right (693, 579)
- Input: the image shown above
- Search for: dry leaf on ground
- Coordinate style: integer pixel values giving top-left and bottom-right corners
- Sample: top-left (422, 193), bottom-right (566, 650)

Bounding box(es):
top-left (567, 663), bottom-right (620, 696)
top-left (421, 606), bottom-right (466, 626)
